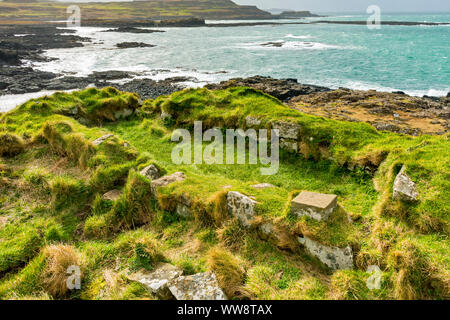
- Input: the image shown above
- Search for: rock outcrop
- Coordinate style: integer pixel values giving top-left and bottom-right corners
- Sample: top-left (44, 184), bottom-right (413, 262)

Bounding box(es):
top-left (150, 172), bottom-right (186, 197)
top-left (168, 271), bottom-right (227, 300)
top-left (116, 42), bottom-right (156, 49)
top-left (130, 263), bottom-right (183, 300)
top-left (393, 166), bottom-right (418, 202)
top-left (206, 76), bottom-right (330, 102)
top-left (139, 164), bottom-right (161, 180)
top-left (297, 236), bottom-right (353, 270)
top-left (227, 191), bottom-right (257, 227)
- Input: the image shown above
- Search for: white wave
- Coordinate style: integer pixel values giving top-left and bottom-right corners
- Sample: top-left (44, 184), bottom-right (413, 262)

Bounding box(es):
top-left (0, 90), bottom-right (76, 113)
top-left (285, 34), bottom-right (312, 39)
top-left (241, 40), bottom-right (343, 50)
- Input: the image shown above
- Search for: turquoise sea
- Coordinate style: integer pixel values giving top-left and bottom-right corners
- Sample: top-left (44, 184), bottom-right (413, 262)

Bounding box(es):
top-left (15, 13), bottom-right (450, 103)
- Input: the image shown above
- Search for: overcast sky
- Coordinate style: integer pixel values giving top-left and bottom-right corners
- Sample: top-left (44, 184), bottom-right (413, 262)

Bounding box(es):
top-left (234, 0), bottom-right (450, 13)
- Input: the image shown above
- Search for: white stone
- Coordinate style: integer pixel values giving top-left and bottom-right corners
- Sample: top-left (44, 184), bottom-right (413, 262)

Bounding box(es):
top-left (298, 236), bottom-right (353, 271)
top-left (227, 191), bottom-right (257, 227)
top-left (393, 166), bottom-right (418, 202)
top-left (92, 134), bottom-right (114, 145)
top-left (168, 272), bottom-right (227, 300)
top-left (131, 263), bottom-right (183, 299)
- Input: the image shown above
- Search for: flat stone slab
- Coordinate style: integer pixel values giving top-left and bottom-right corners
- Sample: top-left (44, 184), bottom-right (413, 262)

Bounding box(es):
top-left (130, 263), bottom-right (183, 300)
top-left (298, 236), bottom-right (353, 271)
top-left (151, 172), bottom-right (186, 196)
top-left (140, 164), bottom-right (161, 180)
top-left (168, 272), bottom-right (227, 300)
top-left (227, 191), bottom-right (257, 227)
top-left (291, 191), bottom-right (337, 221)
top-left (102, 189), bottom-right (122, 201)
top-left (92, 134), bottom-right (114, 145)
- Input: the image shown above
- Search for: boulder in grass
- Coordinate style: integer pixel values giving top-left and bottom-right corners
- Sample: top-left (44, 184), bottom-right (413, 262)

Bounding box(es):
top-left (272, 121), bottom-right (301, 140)
top-left (102, 189), bottom-right (122, 201)
top-left (227, 191), bottom-right (257, 228)
top-left (168, 272), bottom-right (227, 300)
top-left (393, 166), bottom-right (418, 202)
top-left (140, 164), bottom-right (161, 180)
top-left (130, 263), bottom-right (183, 300)
top-left (298, 236), bottom-right (353, 271)
top-left (150, 172), bottom-right (186, 196)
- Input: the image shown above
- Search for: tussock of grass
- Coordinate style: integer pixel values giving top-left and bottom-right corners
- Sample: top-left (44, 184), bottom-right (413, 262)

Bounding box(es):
top-left (0, 224), bottom-right (43, 274)
top-left (49, 176), bottom-right (88, 210)
top-left (109, 170), bottom-right (154, 230)
top-left (0, 132), bottom-right (25, 157)
top-left (207, 247), bottom-right (246, 299)
top-left (41, 244), bottom-right (82, 298)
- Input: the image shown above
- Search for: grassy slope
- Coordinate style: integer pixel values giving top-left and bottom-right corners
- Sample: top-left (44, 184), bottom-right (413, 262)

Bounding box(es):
top-left (0, 0), bottom-right (270, 23)
top-left (0, 86), bottom-right (448, 300)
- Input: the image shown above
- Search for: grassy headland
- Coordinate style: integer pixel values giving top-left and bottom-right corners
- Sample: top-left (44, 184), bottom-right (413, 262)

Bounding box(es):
top-left (0, 0), bottom-right (272, 24)
top-left (0, 86), bottom-right (448, 300)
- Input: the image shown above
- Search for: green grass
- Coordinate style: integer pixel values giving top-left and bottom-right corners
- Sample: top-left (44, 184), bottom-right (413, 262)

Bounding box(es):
top-left (0, 86), bottom-right (448, 300)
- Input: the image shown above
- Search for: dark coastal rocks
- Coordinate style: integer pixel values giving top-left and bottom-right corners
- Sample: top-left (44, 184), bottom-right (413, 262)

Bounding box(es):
top-left (116, 42), bottom-right (156, 49)
top-left (291, 88), bottom-right (450, 135)
top-left (0, 49), bottom-right (19, 65)
top-left (156, 17), bottom-right (206, 27)
top-left (103, 27), bottom-right (165, 34)
top-left (206, 76), bottom-right (330, 102)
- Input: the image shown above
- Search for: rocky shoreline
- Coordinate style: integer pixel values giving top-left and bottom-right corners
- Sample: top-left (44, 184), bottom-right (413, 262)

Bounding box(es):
top-left (1, 24), bottom-right (449, 136)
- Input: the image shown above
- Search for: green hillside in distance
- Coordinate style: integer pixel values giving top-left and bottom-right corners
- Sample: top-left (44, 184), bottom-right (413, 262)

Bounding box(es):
top-left (0, 0), bottom-right (275, 24)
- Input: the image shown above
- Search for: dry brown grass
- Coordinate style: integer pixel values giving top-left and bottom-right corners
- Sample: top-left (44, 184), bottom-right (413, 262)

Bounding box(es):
top-left (217, 219), bottom-right (247, 251)
top-left (41, 244), bottom-right (82, 298)
top-left (208, 190), bottom-right (229, 226)
top-left (207, 247), bottom-right (247, 299)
